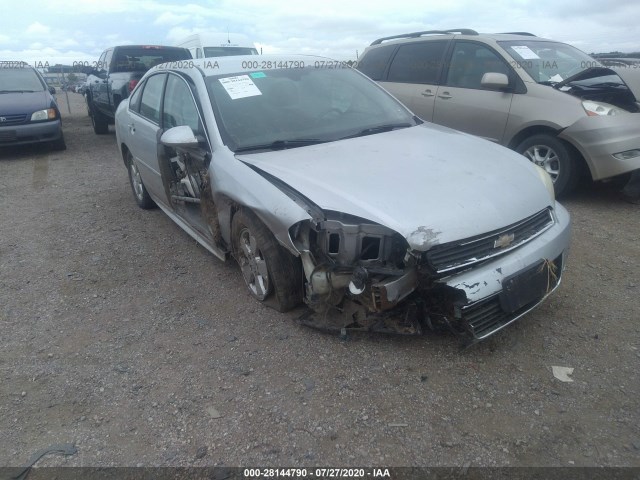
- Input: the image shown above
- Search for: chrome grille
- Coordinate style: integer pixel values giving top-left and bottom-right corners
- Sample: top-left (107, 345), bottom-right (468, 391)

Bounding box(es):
top-left (426, 208), bottom-right (554, 273)
top-left (0, 114), bottom-right (28, 126)
top-left (461, 254), bottom-right (562, 340)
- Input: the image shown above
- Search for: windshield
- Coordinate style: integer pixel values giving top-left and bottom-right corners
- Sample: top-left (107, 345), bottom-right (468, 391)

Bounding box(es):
top-left (203, 47), bottom-right (259, 57)
top-left (0, 67), bottom-right (46, 92)
top-left (498, 40), bottom-right (600, 84)
top-left (112, 48), bottom-right (190, 72)
top-left (205, 67), bottom-right (417, 152)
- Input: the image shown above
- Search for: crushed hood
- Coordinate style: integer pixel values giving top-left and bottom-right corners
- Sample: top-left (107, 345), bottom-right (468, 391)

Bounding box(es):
top-left (555, 66), bottom-right (639, 111)
top-left (610, 66), bottom-right (640, 99)
top-left (237, 125), bottom-right (553, 251)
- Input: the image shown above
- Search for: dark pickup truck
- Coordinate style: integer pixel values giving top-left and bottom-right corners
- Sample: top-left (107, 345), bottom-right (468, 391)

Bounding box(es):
top-left (86, 45), bottom-right (191, 134)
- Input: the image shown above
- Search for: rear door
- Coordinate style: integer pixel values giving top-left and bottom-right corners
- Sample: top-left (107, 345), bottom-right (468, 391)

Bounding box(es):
top-left (127, 72), bottom-right (168, 202)
top-left (433, 41), bottom-right (515, 142)
top-left (380, 41), bottom-right (449, 121)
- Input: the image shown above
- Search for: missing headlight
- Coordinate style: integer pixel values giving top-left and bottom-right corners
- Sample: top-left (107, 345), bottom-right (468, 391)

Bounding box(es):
top-left (328, 233), bottom-right (340, 254)
top-left (361, 236), bottom-right (381, 260)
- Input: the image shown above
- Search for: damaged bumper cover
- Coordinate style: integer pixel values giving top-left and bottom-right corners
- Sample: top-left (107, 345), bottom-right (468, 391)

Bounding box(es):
top-left (559, 113), bottom-right (640, 180)
top-left (300, 204), bottom-right (571, 343)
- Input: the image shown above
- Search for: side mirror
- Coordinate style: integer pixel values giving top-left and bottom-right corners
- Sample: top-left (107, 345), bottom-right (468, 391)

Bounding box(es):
top-left (481, 72), bottom-right (509, 90)
top-left (48, 86), bottom-right (56, 94)
top-left (160, 125), bottom-right (199, 148)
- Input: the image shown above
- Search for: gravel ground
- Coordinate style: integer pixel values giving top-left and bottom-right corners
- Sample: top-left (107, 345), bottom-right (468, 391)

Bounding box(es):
top-left (1, 92), bottom-right (639, 469)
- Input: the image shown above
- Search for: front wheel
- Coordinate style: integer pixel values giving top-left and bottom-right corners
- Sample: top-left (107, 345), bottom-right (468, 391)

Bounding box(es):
top-left (126, 152), bottom-right (155, 209)
top-left (516, 134), bottom-right (578, 197)
top-left (231, 209), bottom-right (302, 312)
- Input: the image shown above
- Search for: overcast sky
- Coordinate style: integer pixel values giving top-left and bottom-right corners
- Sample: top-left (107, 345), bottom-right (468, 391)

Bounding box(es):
top-left (1, 0), bottom-right (639, 65)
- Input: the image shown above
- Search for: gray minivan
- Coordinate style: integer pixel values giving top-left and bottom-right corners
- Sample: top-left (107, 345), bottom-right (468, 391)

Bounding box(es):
top-left (357, 30), bottom-right (640, 195)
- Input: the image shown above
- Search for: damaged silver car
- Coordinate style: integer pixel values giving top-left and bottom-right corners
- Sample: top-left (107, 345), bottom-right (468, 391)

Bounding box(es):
top-left (115, 55), bottom-right (571, 343)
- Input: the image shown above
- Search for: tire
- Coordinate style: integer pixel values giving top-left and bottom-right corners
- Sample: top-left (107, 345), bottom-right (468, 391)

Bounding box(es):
top-left (126, 152), bottom-right (155, 210)
top-left (50, 132), bottom-right (67, 151)
top-left (516, 134), bottom-right (578, 197)
top-left (231, 209), bottom-right (303, 312)
top-left (90, 103), bottom-right (109, 134)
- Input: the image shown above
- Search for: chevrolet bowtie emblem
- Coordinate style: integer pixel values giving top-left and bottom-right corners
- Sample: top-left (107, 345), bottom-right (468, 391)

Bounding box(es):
top-left (494, 233), bottom-right (515, 249)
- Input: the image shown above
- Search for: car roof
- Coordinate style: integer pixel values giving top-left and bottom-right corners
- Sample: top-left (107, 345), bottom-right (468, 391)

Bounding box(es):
top-left (367, 30), bottom-right (554, 48)
top-left (149, 54), bottom-right (339, 77)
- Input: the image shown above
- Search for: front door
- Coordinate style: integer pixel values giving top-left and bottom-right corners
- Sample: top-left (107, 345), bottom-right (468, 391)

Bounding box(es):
top-left (433, 41), bottom-right (514, 143)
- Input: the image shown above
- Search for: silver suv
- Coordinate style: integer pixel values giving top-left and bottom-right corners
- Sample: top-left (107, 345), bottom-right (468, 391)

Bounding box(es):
top-left (357, 29), bottom-right (640, 196)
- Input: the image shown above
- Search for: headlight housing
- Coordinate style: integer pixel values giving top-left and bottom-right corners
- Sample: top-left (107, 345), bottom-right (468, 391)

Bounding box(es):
top-left (535, 164), bottom-right (556, 203)
top-left (582, 100), bottom-right (627, 116)
top-left (30, 108), bottom-right (57, 122)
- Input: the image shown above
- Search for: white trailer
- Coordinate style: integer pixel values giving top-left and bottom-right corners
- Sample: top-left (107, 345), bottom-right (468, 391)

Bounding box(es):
top-left (176, 33), bottom-right (259, 58)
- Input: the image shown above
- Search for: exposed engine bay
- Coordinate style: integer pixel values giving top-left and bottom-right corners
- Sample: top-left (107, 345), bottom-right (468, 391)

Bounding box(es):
top-left (556, 66), bottom-right (640, 113)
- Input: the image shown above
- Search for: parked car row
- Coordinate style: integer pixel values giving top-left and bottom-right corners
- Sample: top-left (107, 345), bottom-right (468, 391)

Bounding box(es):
top-left (6, 29), bottom-right (639, 343)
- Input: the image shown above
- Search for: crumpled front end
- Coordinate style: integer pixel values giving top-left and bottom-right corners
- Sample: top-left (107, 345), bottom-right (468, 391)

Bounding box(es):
top-left (559, 113), bottom-right (640, 180)
top-left (292, 203), bottom-right (571, 343)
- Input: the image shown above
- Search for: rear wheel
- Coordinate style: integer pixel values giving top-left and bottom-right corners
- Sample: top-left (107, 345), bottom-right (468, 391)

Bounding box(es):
top-left (516, 134), bottom-right (578, 196)
top-left (126, 152), bottom-right (155, 209)
top-left (90, 102), bottom-right (109, 134)
top-left (231, 209), bottom-right (302, 312)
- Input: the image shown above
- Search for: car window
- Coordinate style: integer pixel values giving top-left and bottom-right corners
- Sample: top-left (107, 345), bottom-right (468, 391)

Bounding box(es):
top-left (111, 48), bottom-right (189, 73)
top-left (163, 74), bottom-right (203, 134)
top-left (0, 67), bottom-right (47, 92)
top-left (203, 47), bottom-right (259, 57)
top-left (499, 40), bottom-right (597, 83)
top-left (128, 80), bottom-right (144, 113)
top-left (138, 73), bottom-right (166, 124)
top-left (446, 42), bottom-right (510, 89)
top-left (104, 49), bottom-right (113, 71)
top-left (357, 45), bottom-right (395, 81)
top-left (387, 41), bottom-right (448, 84)
top-left (97, 51), bottom-right (107, 71)
top-left (206, 67), bottom-right (417, 151)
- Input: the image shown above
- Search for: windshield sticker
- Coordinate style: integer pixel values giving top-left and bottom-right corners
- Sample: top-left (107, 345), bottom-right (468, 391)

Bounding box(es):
top-left (511, 46), bottom-right (540, 60)
top-left (250, 72), bottom-right (266, 79)
top-left (219, 75), bottom-right (262, 99)
top-left (549, 74), bottom-right (564, 83)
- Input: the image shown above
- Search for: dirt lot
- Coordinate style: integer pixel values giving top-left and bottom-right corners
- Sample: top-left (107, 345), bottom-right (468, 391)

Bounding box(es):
top-left (1, 93), bottom-right (639, 469)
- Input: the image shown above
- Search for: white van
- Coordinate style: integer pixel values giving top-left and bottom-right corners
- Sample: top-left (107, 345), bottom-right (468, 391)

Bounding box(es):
top-left (176, 33), bottom-right (259, 59)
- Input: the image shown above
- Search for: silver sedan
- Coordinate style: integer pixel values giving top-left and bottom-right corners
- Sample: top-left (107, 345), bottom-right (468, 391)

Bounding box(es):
top-left (115, 55), bottom-right (571, 343)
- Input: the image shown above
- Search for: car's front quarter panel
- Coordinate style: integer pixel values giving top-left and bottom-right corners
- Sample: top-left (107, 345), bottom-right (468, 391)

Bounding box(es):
top-left (207, 150), bottom-right (313, 255)
top-left (505, 84), bottom-right (586, 144)
top-left (559, 112), bottom-right (640, 180)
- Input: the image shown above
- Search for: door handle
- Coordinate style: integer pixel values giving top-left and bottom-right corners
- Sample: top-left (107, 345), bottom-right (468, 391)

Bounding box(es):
top-left (421, 89), bottom-right (435, 97)
top-left (128, 123), bottom-right (135, 134)
top-left (438, 91), bottom-right (452, 99)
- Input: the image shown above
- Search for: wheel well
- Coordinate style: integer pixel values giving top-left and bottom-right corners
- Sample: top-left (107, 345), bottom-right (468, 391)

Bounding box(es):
top-left (507, 126), bottom-right (591, 180)
top-left (120, 144), bottom-right (130, 167)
